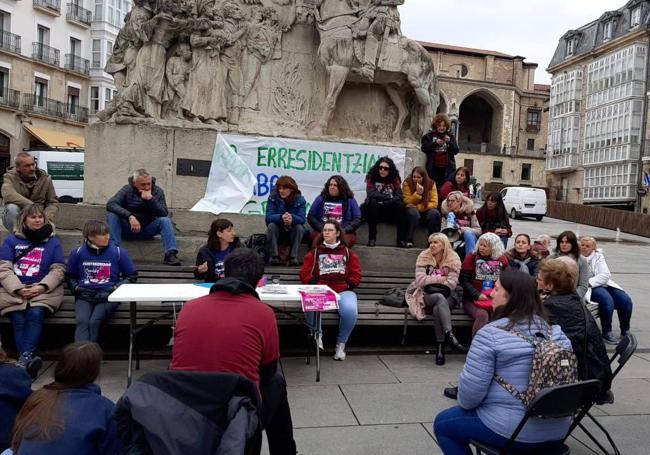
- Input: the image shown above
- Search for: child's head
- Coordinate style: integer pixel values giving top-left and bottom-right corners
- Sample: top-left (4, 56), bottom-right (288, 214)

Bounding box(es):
top-left (83, 220), bottom-right (110, 247)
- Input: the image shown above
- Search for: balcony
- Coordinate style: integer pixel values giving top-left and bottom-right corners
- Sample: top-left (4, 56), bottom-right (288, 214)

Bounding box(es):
top-left (546, 151), bottom-right (580, 172)
top-left (33, 0), bottom-right (61, 16)
top-left (0, 31), bottom-right (21, 54)
top-left (32, 42), bottom-right (60, 66)
top-left (526, 124), bottom-right (541, 134)
top-left (22, 93), bottom-right (88, 123)
top-left (0, 88), bottom-right (21, 110)
top-left (66, 3), bottom-right (92, 27)
top-left (65, 53), bottom-right (90, 75)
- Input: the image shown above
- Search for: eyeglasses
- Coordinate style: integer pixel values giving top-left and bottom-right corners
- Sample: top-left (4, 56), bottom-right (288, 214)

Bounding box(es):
top-left (379, 166), bottom-right (390, 171)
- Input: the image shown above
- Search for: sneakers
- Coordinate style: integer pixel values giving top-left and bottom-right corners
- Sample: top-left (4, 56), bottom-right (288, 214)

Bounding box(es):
top-left (163, 250), bottom-right (182, 266)
top-left (603, 332), bottom-right (620, 345)
top-left (333, 342), bottom-right (346, 361)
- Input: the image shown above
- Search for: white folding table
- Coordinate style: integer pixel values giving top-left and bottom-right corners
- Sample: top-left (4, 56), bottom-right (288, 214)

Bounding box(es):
top-left (109, 283), bottom-right (338, 385)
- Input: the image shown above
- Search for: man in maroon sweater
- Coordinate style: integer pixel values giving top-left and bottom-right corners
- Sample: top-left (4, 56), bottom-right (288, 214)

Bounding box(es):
top-left (171, 248), bottom-right (296, 454)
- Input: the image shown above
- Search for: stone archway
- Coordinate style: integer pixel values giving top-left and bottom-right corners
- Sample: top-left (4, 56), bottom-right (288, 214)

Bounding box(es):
top-left (457, 89), bottom-right (503, 153)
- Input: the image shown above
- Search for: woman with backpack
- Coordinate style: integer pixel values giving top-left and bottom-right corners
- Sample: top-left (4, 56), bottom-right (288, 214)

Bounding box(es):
top-left (194, 219), bottom-right (241, 283)
top-left (9, 341), bottom-right (119, 455)
top-left (434, 270), bottom-right (573, 454)
top-left (66, 220), bottom-right (138, 343)
top-left (299, 220), bottom-right (362, 361)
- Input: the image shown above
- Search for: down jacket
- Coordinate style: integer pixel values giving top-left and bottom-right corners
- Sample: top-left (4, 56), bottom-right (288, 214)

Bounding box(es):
top-left (106, 176), bottom-right (168, 227)
top-left (458, 316), bottom-right (573, 443)
top-left (114, 371), bottom-right (262, 455)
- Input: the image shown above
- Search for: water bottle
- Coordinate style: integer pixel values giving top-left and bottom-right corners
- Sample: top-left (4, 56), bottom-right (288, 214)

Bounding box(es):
top-left (447, 212), bottom-right (457, 229)
top-left (482, 280), bottom-right (494, 297)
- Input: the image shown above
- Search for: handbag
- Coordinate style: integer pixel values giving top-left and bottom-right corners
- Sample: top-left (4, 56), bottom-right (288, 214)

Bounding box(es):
top-left (380, 287), bottom-right (406, 308)
top-left (423, 284), bottom-right (451, 298)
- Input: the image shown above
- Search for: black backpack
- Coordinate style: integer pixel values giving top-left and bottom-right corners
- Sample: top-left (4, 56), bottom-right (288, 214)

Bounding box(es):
top-left (380, 287), bottom-right (406, 308)
top-left (245, 233), bottom-right (269, 263)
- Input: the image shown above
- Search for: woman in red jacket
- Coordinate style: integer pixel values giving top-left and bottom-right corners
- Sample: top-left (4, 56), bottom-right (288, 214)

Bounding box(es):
top-left (300, 220), bottom-right (362, 361)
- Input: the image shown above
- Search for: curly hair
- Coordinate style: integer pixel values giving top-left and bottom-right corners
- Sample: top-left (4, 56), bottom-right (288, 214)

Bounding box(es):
top-left (321, 175), bottom-right (354, 200)
top-left (367, 156), bottom-right (400, 183)
top-left (431, 113), bottom-right (451, 130)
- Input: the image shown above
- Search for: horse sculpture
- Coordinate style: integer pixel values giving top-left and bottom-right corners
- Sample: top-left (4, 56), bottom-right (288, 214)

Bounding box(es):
top-left (301, 0), bottom-right (437, 141)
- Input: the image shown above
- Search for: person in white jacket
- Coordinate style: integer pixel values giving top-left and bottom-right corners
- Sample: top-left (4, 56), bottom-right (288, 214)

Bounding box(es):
top-left (580, 237), bottom-right (633, 345)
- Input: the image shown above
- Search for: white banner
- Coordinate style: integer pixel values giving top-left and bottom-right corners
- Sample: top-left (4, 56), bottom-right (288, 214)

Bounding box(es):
top-left (195, 133), bottom-right (407, 215)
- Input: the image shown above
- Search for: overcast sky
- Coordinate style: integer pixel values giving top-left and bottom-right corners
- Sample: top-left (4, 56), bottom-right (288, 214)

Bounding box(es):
top-left (398, 0), bottom-right (627, 84)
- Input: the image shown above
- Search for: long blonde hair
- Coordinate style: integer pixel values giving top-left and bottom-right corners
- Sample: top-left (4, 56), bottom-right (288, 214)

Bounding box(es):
top-left (427, 232), bottom-right (455, 266)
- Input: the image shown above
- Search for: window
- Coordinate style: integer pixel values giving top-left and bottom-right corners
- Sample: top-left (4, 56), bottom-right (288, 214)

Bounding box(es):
top-left (0, 67), bottom-right (8, 98)
top-left (37, 25), bottom-right (50, 45)
top-left (90, 86), bottom-right (99, 113)
top-left (463, 158), bottom-right (474, 176)
top-left (492, 161), bottom-right (503, 179)
top-left (34, 77), bottom-right (48, 106)
top-left (603, 21), bottom-right (614, 41)
top-left (631, 7), bottom-right (642, 28)
top-left (0, 10), bottom-right (10, 33)
top-left (108, 0), bottom-right (114, 26)
top-left (94, 0), bottom-right (103, 21)
top-left (566, 39), bottom-right (576, 56)
top-left (105, 40), bottom-right (113, 64)
top-left (70, 37), bottom-right (81, 56)
top-left (92, 39), bottom-right (101, 68)
top-left (105, 87), bottom-right (112, 108)
top-left (527, 138), bottom-right (535, 151)
top-left (67, 86), bottom-right (80, 114)
top-left (526, 109), bottom-right (541, 132)
top-left (521, 163), bottom-right (532, 181)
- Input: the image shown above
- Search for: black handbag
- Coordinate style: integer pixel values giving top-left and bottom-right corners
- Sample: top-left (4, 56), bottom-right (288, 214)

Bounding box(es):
top-left (423, 284), bottom-right (451, 298)
top-left (380, 287), bottom-right (406, 308)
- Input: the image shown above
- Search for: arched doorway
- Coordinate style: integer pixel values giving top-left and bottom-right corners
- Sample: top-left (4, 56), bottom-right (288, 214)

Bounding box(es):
top-left (457, 90), bottom-right (503, 153)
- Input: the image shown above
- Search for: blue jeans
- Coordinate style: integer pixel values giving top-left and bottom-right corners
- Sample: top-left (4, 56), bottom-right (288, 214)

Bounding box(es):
top-left (590, 286), bottom-right (633, 334)
top-left (434, 406), bottom-right (563, 455)
top-left (107, 212), bottom-right (177, 252)
top-left (463, 230), bottom-right (478, 255)
top-left (7, 306), bottom-right (47, 356)
top-left (306, 290), bottom-right (358, 343)
top-left (74, 298), bottom-right (119, 342)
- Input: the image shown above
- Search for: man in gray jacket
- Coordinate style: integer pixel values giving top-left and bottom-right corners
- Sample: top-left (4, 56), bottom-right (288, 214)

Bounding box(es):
top-left (1, 152), bottom-right (58, 232)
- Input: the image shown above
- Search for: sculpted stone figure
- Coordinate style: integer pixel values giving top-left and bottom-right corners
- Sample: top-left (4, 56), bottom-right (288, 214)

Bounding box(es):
top-left (163, 43), bottom-right (193, 119)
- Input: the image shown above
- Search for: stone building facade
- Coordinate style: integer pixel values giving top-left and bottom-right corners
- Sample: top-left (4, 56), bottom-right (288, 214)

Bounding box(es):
top-left (547, 0), bottom-right (650, 212)
top-left (420, 42), bottom-right (549, 191)
top-left (0, 0), bottom-right (92, 173)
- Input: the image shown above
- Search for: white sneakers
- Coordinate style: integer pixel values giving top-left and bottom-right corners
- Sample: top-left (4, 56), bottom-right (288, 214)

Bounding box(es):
top-left (333, 343), bottom-right (346, 361)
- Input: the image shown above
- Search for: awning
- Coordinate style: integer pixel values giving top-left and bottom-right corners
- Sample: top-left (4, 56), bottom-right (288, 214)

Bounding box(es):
top-left (23, 125), bottom-right (85, 148)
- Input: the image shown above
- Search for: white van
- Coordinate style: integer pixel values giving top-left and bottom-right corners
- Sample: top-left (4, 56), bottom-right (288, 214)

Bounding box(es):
top-left (28, 150), bottom-right (84, 203)
top-left (500, 187), bottom-right (547, 221)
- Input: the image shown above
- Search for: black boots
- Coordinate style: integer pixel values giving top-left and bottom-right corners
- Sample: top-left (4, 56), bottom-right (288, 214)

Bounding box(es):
top-left (435, 343), bottom-right (445, 365)
top-left (163, 250), bottom-right (182, 266)
top-left (445, 330), bottom-right (465, 351)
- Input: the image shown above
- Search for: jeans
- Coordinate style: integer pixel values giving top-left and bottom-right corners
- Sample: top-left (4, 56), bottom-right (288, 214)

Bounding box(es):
top-left (7, 306), bottom-right (47, 356)
top-left (2, 204), bottom-right (21, 233)
top-left (434, 406), bottom-right (563, 455)
top-left (261, 373), bottom-right (297, 455)
top-left (306, 290), bottom-right (358, 343)
top-left (266, 223), bottom-right (305, 260)
top-left (463, 230), bottom-right (478, 255)
top-left (107, 212), bottom-right (177, 252)
top-left (404, 207), bottom-right (442, 243)
top-left (74, 298), bottom-right (119, 342)
top-left (590, 286), bottom-right (633, 334)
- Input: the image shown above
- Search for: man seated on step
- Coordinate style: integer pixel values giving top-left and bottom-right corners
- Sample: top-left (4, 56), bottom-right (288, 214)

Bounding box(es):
top-left (106, 168), bottom-right (181, 265)
top-left (1, 152), bottom-right (58, 233)
top-left (171, 248), bottom-right (297, 455)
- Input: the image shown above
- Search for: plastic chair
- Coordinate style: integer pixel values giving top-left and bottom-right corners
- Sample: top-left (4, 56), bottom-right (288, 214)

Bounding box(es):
top-left (570, 333), bottom-right (637, 455)
top-left (470, 379), bottom-right (602, 455)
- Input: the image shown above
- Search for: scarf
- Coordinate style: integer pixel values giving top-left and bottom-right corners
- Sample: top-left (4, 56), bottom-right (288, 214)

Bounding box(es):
top-left (512, 256), bottom-right (532, 274)
top-left (323, 240), bottom-right (341, 249)
top-left (23, 223), bottom-right (53, 243)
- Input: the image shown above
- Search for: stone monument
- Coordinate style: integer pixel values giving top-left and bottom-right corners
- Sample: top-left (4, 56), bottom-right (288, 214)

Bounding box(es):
top-left (85, 0), bottom-right (438, 208)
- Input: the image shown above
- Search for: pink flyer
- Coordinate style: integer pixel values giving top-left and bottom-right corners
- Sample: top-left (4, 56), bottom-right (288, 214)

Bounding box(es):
top-left (299, 289), bottom-right (339, 312)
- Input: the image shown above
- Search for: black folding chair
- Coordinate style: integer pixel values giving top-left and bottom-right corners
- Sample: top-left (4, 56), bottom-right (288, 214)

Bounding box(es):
top-left (471, 379), bottom-right (602, 455)
top-left (570, 333), bottom-right (638, 455)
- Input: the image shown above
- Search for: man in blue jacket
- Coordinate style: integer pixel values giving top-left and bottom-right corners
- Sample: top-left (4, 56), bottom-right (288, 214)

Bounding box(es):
top-left (106, 169), bottom-right (181, 265)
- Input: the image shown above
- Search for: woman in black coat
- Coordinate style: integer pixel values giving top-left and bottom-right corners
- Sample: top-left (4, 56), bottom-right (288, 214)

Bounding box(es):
top-left (421, 113), bottom-right (459, 191)
top-left (194, 219), bottom-right (241, 282)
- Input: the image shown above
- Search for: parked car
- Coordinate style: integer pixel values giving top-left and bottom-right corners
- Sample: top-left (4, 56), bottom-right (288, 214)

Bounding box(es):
top-left (28, 150), bottom-right (84, 203)
top-left (500, 187), bottom-right (547, 221)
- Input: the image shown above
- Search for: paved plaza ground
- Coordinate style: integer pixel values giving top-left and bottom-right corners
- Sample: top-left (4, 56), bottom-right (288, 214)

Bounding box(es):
top-left (32, 216), bottom-right (650, 454)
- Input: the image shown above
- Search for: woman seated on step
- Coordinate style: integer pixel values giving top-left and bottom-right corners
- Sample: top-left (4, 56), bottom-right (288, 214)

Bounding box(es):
top-left (440, 190), bottom-right (481, 257)
top-left (0, 204), bottom-right (65, 378)
top-left (505, 233), bottom-right (539, 277)
top-left (402, 167), bottom-right (442, 248)
top-left (66, 220), bottom-right (138, 343)
top-left (299, 220), bottom-right (361, 361)
top-left (360, 157), bottom-right (407, 247)
top-left (434, 270), bottom-right (573, 454)
top-left (405, 233), bottom-right (463, 366)
top-left (459, 232), bottom-right (509, 336)
top-left (549, 230), bottom-right (591, 299)
top-left (265, 176), bottom-right (307, 266)
top-left (475, 191), bottom-right (512, 249)
top-left (194, 218), bottom-right (241, 282)
top-left (307, 175), bottom-right (362, 247)
top-left (439, 166), bottom-right (471, 202)
top-left (579, 236), bottom-right (633, 345)
top-left (7, 342), bottom-right (119, 455)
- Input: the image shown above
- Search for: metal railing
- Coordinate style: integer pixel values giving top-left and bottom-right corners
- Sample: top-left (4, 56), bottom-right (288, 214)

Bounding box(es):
top-left (66, 3), bottom-right (92, 25)
top-left (22, 93), bottom-right (88, 123)
top-left (0, 88), bottom-right (21, 109)
top-left (33, 0), bottom-right (61, 13)
top-left (65, 53), bottom-right (90, 75)
top-left (0, 31), bottom-right (21, 54)
top-left (32, 42), bottom-right (60, 66)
